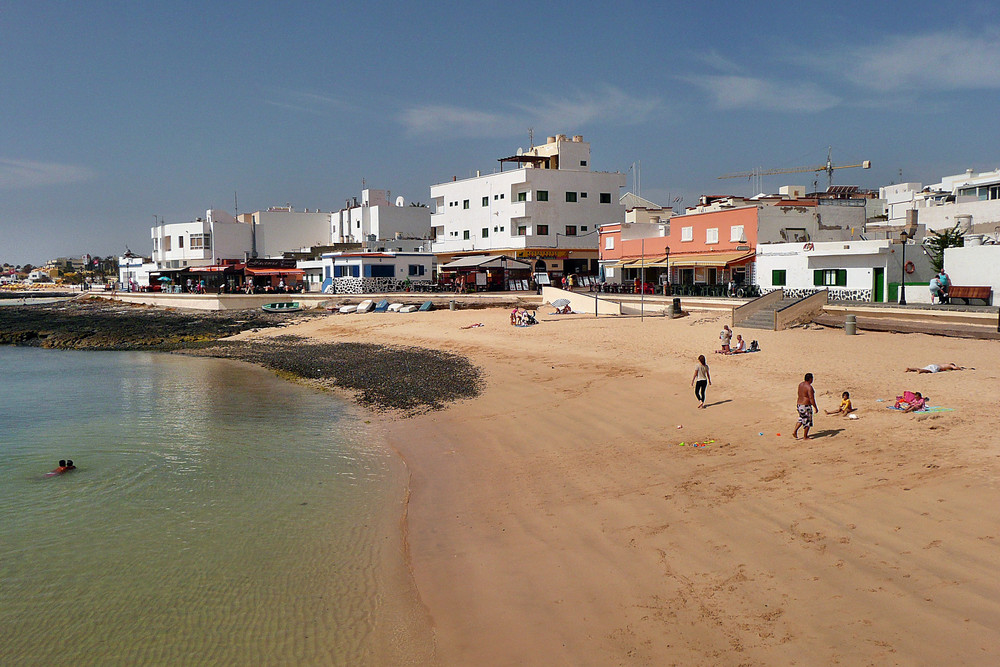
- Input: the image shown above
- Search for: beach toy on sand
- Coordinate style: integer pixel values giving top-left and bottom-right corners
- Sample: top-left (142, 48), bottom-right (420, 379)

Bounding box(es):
top-left (676, 425), bottom-right (683, 429)
top-left (759, 432), bottom-right (764, 436)
top-left (776, 433), bottom-right (781, 436)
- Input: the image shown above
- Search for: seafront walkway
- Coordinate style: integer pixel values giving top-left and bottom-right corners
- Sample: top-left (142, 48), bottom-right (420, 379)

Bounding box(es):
top-left (98, 290), bottom-right (999, 339)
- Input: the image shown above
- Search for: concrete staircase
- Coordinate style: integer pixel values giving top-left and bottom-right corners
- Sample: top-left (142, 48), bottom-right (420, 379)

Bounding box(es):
top-left (740, 297), bottom-right (800, 330)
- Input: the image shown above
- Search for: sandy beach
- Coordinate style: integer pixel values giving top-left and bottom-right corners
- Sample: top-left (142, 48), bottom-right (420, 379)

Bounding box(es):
top-left (229, 304), bottom-right (999, 666)
top-left (14, 298), bottom-right (996, 664)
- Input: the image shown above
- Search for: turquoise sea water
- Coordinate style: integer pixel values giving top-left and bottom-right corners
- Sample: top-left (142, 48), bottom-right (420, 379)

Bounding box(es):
top-left (0, 346), bottom-right (427, 665)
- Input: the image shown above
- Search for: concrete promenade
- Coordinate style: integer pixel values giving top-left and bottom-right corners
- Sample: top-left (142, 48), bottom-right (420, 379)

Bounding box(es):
top-left (96, 290), bottom-right (999, 339)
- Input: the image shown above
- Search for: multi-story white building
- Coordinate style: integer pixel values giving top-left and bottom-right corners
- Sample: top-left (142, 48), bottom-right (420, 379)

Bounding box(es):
top-left (236, 205), bottom-right (331, 258)
top-left (150, 209), bottom-right (252, 269)
top-left (879, 167), bottom-right (1000, 233)
top-left (331, 188), bottom-right (431, 245)
top-left (430, 134), bottom-right (626, 278)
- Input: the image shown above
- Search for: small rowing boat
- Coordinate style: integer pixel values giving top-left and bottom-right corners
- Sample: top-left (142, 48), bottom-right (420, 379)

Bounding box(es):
top-left (262, 302), bottom-right (302, 313)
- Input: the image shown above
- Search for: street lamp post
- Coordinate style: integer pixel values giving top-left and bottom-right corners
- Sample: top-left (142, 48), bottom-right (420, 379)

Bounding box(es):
top-left (665, 246), bottom-right (671, 296)
top-left (899, 231), bottom-right (909, 306)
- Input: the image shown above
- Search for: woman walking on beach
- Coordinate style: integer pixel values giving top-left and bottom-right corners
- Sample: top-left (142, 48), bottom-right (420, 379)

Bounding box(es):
top-left (691, 355), bottom-right (712, 409)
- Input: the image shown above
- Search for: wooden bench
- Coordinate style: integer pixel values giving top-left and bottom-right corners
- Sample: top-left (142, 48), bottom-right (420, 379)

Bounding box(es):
top-left (945, 285), bottom-right (992, 305)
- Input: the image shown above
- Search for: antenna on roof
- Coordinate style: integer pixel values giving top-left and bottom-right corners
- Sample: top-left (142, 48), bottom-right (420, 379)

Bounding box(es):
top-left (528, 127), bottom-right (534, 148)
top-left (234, 191), bottom-right (238, 214)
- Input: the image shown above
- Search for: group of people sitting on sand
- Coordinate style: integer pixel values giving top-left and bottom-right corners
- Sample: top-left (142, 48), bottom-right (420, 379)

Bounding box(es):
top-left (510, 308), bottom-right (538, 327)
top-left (715, 325), bottom-right (757, 354)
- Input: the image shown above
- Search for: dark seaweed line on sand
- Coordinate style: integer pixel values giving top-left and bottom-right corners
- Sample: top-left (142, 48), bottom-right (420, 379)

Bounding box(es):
top-left (192, 338), bottom-right (483, 413)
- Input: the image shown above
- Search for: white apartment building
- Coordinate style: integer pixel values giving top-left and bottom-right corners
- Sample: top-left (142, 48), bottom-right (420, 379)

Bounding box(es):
top-left (331, 188), bottom-right (431, 244)
top-left (151, 209), bottom-right (252, 269)
top-left (429, 134), bottom-right (626, 277)
top-left (237, 205), bottom-right (331, 258)
top-left (879, 167), bottom-right (1000, 233)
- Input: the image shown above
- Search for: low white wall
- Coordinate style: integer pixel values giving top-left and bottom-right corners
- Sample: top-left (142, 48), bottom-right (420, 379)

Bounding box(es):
top-left (945, 245), bottom-right (1000, 297)
top-left (541, 287), bottom-right (621, 315)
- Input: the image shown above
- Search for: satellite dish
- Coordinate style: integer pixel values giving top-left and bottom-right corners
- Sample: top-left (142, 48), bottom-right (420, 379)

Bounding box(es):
top-left (516, 147), bottom-right (524, 155)
top-left (395, 195), bottom-right (405, 207)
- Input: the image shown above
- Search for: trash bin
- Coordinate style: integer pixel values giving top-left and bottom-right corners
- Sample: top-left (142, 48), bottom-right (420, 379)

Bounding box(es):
top-left (449, 300), bottom-right (456, 311)
top-left (844, 314), bottom-right (857, 335)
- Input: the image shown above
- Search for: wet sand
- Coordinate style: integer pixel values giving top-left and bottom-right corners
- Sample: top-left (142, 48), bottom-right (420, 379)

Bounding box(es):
top-left (251, 307), bottom-right (1000, 666)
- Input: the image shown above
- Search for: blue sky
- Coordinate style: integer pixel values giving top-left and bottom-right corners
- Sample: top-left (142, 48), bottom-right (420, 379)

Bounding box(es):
top-left (3, 0), bottom-right (1000, 264)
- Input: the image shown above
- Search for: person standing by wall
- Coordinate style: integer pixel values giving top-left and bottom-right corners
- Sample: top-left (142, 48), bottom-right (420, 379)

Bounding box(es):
top-left (691, 355), bottom-right (712, 409)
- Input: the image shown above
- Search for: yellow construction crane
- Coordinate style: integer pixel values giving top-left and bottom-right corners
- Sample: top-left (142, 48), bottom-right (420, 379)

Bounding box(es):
top-left (718, 147), bottom-right (871, 191)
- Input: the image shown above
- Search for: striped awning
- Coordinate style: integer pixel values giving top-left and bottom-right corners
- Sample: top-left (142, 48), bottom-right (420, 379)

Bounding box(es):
top-left (624, 255), bottom-right (670, 269)
top-left (668, 250), bottom-right (755, 268)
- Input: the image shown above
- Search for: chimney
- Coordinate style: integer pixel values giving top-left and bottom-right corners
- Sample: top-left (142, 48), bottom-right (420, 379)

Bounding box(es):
top-left (572, 135), bottom-right (583, 142)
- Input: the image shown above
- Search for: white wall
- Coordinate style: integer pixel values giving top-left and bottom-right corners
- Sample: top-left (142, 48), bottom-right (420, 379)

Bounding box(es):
top-left (944, 245), bottom-right (1000, 299)
top-left (252, 210), bottom-right (330, 256)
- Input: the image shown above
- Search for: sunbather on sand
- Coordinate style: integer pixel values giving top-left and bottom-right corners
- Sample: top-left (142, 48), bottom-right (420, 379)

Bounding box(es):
top-left (905, 362), bottom-right (968, 373)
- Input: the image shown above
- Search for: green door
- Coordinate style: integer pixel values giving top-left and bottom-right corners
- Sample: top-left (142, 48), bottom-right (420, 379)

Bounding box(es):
top-left (873, 268), bottom-right (884, 302)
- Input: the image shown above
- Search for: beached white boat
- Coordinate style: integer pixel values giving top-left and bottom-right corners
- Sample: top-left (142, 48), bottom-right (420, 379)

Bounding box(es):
top-left (356, 299), bottom-right (374, 313)
top-left (338, 304), bottom-right (358, 314)
top-left (387, 303), bottom-right (404, 312)
top-left (398, 305), bottom-right (418, 313)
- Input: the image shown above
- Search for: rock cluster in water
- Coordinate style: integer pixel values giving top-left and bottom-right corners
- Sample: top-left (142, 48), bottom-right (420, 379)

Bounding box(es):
top-left (0, 298), bottom-right (288, 349)
top-left (0, 298), bottom-right (484, 413)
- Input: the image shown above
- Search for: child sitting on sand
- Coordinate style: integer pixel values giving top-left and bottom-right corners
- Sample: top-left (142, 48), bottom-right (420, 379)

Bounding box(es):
top-left (894, 391), bottom-right (927, 413)
top-left (826, 391), bottom-right (856, 416)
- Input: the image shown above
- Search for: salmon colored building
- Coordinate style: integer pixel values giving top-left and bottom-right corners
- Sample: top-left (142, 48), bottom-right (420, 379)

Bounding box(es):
top-left (599, 194), bottom-right (866, 294)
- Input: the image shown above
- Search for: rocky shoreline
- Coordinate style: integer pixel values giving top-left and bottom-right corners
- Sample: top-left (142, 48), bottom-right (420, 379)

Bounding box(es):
top-left (190, 336), bottom-right (483, 413)
top-left (0, 297), bottom-right (289, 349)
top-left (0, 298), bottom-right (483, 412)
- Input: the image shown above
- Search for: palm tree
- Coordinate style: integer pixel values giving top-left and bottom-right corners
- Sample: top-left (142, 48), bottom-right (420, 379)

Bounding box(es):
top-left (923, 223), bottom-right (964, 274)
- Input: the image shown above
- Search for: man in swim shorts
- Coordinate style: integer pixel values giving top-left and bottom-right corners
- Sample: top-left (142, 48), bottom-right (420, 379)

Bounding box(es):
top-left (793, 373), bottom-right (818, 440)
top-left (905, 362), bottom-right (966, 374)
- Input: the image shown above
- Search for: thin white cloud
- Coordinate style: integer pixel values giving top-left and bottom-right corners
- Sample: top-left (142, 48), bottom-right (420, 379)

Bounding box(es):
top-left (399, 86), bottom-right (660, 138)
top-left (399, 105), bottom-right (515, 137)
top-left (844, 29), bottom-right (1000, 91)
top-left (262, 87), bottom-right (355, 115)
top-left (687, 75), bottom-right (841, 113)
top-left (0, 158), bottom-right (95, 189)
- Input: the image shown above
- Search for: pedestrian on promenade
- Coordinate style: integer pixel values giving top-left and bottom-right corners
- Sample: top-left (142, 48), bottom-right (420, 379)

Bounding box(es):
top-left (691, 354), bottom-right (712, 409)
top-left (793, 373), bottom-right (818, 440)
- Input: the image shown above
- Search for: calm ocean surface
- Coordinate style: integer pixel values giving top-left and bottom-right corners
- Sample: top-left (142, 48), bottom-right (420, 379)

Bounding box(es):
top-left (0, 346), bottom-right (428, 666)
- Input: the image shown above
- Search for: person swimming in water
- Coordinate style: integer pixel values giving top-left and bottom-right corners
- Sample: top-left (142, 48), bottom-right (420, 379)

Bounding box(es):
top-left (46, 460), bottom-right (75, 476)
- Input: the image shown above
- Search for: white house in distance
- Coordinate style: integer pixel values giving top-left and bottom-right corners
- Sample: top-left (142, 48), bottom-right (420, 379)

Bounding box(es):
top-left (118, 253), bottom-right (158, 290)
top-left (236, 205), bottom-right (331, 258)
top-left (430, 134), bottom-right (626, 279)
top-left (151, 209), bottom-right (252, 270)
top-left (879, 167), bottom-right (1000, 234)
top-left (756, 239), bottom-right (935, 303)
top-left (319, 251), bottom-right (434, 294)
top-left (331, 188), bottom-right (431, 246)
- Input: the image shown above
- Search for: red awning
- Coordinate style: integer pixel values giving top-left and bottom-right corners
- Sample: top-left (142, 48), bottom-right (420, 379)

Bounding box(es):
top-left (244, 268), bottom-right (305, 276)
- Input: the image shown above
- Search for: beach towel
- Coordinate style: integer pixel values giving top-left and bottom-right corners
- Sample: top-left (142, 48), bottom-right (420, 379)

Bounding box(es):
top-left (886, 405), bottom-right (953, 413)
